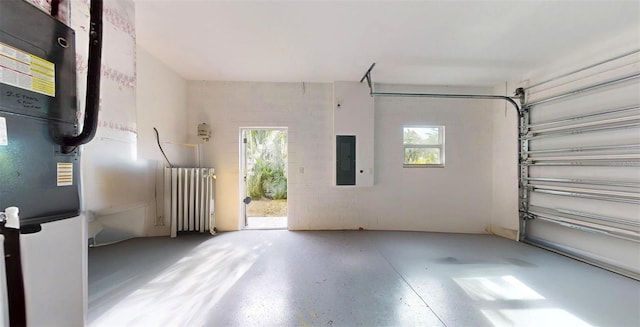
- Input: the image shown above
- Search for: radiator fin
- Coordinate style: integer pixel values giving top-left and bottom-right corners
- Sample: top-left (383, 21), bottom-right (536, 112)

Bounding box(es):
top-left (164, 168), bottom-right (215, 237)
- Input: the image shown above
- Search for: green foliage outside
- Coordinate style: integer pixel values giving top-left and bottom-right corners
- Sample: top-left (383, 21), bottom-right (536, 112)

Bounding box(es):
top-left (246, 130), bottom-right (287, 200)
top-left (405, 148), bottom-right (440, 165)
top-left (403, 127), bottom-right (441, 165)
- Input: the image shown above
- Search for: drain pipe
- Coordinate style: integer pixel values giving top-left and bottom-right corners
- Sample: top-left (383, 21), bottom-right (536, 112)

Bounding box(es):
top-left (62, 0), bottom-right (103, 153)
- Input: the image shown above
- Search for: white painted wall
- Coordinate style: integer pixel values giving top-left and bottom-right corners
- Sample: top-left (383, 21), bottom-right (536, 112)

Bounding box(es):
top-left (83, 4), bottom-right (194, 244)
top-left (136, 46), bottom-right (190, 166)
top-left (188, 82), bottom-right (331, 231)
top-left (490, 84), bottom-right (520, 240)
top-left (333, 81), bottom-right (375, 187)
top-left (74, 0), bottom-right (151, 246)
top-left (373, 84), bottom-right (495, 233)
top-left (188, 82), bottom-right (496, 233)
top-left (136, 46), bottom-right (190, 237)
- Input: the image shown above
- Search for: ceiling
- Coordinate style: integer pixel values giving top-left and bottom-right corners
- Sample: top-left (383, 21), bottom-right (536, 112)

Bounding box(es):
top-left (134, 1), bottom-right (640, 86)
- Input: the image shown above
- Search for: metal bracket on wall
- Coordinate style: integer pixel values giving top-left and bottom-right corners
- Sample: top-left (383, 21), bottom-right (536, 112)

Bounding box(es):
top-left (359, 63), bottom-right (376, 90)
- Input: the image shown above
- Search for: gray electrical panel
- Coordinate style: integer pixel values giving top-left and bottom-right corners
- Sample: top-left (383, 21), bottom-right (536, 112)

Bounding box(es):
top-left (0, 0), bottom-right (80, 227)
top-left (336, 135), bottom-right (356, 185)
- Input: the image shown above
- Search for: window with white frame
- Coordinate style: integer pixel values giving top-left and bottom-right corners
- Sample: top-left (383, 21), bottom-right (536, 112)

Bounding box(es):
top-left (403, 126), bottom-right (445, 167)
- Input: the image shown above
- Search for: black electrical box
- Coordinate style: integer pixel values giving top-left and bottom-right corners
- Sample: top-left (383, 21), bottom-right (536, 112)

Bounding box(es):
top-left (336, 135), bottom-right (356, 185)
top-left (0, 0), bottom-right (80, 227)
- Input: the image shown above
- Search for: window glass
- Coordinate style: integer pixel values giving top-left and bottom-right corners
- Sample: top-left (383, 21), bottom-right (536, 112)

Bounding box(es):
top-left (403, 126), bottom-right (444, 167)
top-left (404, 148), bottom-right (441, 165)
top-left (403, 127), bottom-right (440, 145)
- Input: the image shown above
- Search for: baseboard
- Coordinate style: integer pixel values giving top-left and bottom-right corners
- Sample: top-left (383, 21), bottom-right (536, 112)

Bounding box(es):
top-left (490, 225), bottom-right (519, 241)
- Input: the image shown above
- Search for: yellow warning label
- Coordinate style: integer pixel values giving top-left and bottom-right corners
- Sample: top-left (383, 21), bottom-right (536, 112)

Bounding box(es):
top-left (0, 42), bottom-right (55, 97)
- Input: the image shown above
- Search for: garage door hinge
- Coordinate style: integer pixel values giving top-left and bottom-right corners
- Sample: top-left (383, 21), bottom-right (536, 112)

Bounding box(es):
top-left (519, 211), bottom-right (535, 220)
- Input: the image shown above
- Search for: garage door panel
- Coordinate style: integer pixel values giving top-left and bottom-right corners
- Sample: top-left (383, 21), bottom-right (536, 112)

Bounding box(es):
top-left (527, 59), bottom-right (640, 103)
top-left (521, 52), bottom-right (640, 279)
top-left (529, 165), bottom-right (640, 181)
top-left (529, 128), bottom-right (640, 151)
top-left (529, 82), bottom-right (640, 122)
top-left (530, 191), bottom-right (640, 222)
top-left (526, 220), bottom-right (640, 274)
top-left (529, 193), bottom-right (640, 225)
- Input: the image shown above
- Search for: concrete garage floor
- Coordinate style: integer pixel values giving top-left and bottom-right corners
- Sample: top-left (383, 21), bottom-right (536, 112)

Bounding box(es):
top-left (88, 231), bottom-right (640, 327)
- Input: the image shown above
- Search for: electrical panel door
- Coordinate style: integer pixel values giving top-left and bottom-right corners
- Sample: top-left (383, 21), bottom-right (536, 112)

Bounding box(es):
top-left (336, 135), bottom-right (356, 186)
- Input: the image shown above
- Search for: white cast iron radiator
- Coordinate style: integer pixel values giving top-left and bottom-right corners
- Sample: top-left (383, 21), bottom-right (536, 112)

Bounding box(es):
top-left (164, 168), bottom-right (216, 237)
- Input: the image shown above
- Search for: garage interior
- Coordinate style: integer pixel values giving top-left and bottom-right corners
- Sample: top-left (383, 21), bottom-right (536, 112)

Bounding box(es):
top-left (1, 0), bottom-right (638, 326)
top-left (89, 231), bottom-right (639, 326)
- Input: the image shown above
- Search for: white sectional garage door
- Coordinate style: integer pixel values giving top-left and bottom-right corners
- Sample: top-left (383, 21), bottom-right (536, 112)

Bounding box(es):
top-left (521, 51), bottom-right (640, 280)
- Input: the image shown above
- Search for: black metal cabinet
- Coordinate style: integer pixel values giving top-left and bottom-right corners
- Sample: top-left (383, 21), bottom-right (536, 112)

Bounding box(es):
top-left (0, 0), bottom-right (80, 226)
top-left (336, 135), bottom-right (356, 185)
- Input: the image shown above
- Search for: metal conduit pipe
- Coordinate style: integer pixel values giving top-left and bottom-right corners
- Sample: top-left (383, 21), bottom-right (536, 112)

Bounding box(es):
top-left (50, 0), bottom-right (61, 17)
top-left (523, 49), bottom-right (640, 91)
top-left (528, 105), bottom-right (640, 129)
top-left (62, 0), bottom-right (103, 153)
top-left (526, 177), bottom-right (640, 188)
top-left (369, 92), bottom-right (522, 112)
top-left (358, 63), bottom-right (523, 114)
top-left (524, 73), bottom-right (640, 108)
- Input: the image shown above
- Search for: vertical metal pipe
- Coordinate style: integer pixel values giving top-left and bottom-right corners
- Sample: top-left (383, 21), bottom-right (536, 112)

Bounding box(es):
top-left (62, 0), bottom-right (103, 152)
top-left (0, 222), bottom-right (26, 326)
top-left (50, 0), bottom-right (60, 17)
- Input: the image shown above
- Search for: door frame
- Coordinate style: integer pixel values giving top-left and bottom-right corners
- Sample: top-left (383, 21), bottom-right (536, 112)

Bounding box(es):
top-left (238, 127), bottom-right (289, 229)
